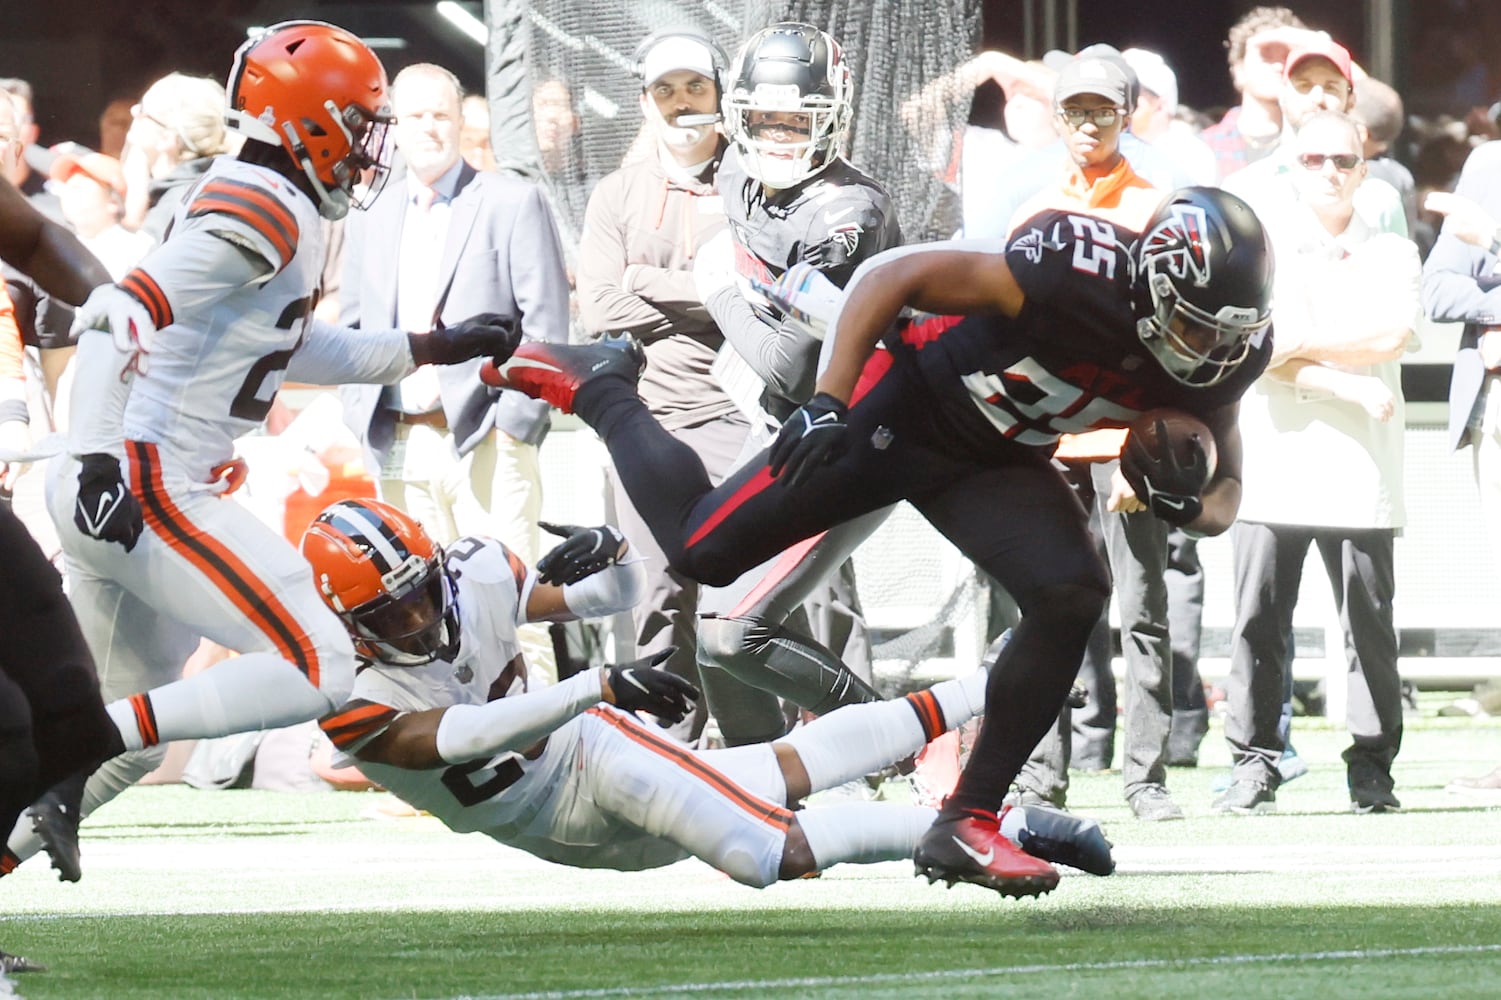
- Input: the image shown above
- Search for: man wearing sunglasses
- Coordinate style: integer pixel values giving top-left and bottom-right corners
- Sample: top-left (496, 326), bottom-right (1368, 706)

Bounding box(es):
top-left (1217, 108), bottom-right (1419, 816)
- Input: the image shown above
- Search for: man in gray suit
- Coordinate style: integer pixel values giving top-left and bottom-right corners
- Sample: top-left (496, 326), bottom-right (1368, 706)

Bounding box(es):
top-left (341, 63), bottom-right (570, 569)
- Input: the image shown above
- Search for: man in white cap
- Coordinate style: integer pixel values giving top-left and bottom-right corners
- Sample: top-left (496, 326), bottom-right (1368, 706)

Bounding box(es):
top-left (1122, 48), bottom-right (1217, 186)
top-left (575, 27), bottom-right (752, 739)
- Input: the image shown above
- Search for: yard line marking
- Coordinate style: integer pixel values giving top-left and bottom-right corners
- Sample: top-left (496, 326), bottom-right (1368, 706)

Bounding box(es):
top-left (412, 943), bottom-right (1501, 1000)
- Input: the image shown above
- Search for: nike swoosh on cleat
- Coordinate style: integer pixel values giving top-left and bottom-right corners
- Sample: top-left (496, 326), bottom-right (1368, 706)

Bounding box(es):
top-left (951, 835), bottom-right (994, 867)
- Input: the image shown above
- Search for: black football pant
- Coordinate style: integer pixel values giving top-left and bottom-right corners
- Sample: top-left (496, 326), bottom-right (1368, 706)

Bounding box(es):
top-left (0, 502), bottom-right (113, 854)
top-left (576, 354), bottom-right (1110, 814)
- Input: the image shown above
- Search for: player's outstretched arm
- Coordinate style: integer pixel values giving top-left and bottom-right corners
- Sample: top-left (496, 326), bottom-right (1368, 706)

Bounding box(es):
top-left (817, 242), bottom-right (1025, 403)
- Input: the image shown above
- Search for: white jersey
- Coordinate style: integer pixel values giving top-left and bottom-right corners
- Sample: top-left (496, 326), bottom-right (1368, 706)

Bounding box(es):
top-left (321, 536), bottom-right (797, 884)
top-left (101, 157), bottom-right (411, 485)
top-left (117, 158), bottom-right (327, 482)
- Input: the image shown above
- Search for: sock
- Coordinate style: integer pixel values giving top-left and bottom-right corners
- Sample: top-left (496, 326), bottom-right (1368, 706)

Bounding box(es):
top-left (798, 803), bottom-right (937, 870)
top-left (775, 670), bottom-right (985, 793)
top-left (109, 653), bottom-right (337, 748)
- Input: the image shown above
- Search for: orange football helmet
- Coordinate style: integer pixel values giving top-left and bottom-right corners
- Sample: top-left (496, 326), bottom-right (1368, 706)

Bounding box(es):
top-left (301, 498), bottom-right (459, 666)
top-left (225, 20), bottom-right (395, 220)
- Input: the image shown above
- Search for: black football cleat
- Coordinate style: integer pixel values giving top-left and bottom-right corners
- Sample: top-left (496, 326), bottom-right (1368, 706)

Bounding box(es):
top-left (1, 948), bottom-right (47, 973)
top-left (30, 776), bottom-right (86, 883)
top-left (1009, 804), bottom-right (1116, 875)
top-left (914, 809), bottom-right (1059, 898)
top-left (479, 335), bottom-right (645, 414)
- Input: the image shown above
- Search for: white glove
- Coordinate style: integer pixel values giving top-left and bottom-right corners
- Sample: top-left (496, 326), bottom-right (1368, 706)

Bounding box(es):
top-left (692, 228), bottom-right (738, 304)
top-left (754, 261), bottom-right (843, 342)
top-left (72, 283), bottom-right (157, 375)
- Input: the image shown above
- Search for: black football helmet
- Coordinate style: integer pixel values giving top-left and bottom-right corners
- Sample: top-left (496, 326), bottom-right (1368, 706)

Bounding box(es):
top-left (723, 22), bottom-right (853, 189)
top-left (1135, 186), bottom-right (1273, 387)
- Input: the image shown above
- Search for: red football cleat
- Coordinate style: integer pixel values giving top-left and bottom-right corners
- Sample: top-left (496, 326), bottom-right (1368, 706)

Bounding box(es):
top-left (914, 808), bottom-right (1060, 898)
top-left (479, 335), bottom-right (645, 414)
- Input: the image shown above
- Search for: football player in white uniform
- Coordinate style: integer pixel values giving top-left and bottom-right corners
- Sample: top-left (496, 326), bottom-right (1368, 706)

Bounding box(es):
top-left (11, 21), bottom-right (522, 882)
top-left (310, 499), bottom-right (1115, 886)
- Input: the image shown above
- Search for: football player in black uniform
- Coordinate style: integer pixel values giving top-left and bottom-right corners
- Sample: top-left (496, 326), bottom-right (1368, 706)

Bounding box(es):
top-left (0, 173), bottom-right (114, 973)
top-left (485, 186), bottom-right (1274, 897)
top-left (691, 22), bottom-right (904, 746)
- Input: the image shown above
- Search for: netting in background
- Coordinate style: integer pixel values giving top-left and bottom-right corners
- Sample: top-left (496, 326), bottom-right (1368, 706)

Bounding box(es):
top-left (485, 0), bottom-right (983, 257)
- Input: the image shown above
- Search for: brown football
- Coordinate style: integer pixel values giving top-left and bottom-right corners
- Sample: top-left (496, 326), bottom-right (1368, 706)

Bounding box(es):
top-left (1126, 408), bottom-right (1218, 484)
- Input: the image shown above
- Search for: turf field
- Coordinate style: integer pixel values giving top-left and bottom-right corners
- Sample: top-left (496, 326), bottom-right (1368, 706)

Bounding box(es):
top-left (4, 716), bottom-right (1501, 1000)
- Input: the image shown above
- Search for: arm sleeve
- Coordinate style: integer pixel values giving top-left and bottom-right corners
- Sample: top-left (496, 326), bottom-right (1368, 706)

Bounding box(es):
top-left (433, 668), bottom-right (604, 765)
top-left (704, 285), bottom-right (822, 403)
top-left (288, 319), bottom-right (413, 385)
top-left (66, 330), bottom-right (135, 456)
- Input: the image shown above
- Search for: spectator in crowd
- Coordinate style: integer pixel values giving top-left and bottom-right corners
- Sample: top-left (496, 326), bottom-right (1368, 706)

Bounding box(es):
top-left (1422, 143), bottom-right (1501, 796)
top-left (1351, 76), bottom-right (1422, 246)
top-left (969, 44), bottom-right (1193, 240)
top-left (1122, 48), bottom-right (1218, 186)
top-left (1227, 38), bottom-right (1406, 241)
top-left (1219, 110), bottom-right (1419, 815)
top-left (575, 28), bottom-right (753, 739)
top-left (341, 62), bottom-right (567, 557)
top-left (340, 61), bottom-right (570, 680)
top-left (1199, 6), bottom-right (1317, 181)
top-left (96, 96), bottom-right (134, 159)
top-left (0, 78), bottom-right (57, 218)
top-left (122, 72), bottom-right (236, 242)
top-left (1003, 50), bottom-right (1182, 821)
top-left (459, 93), bottom-right (497, 172)
top-left (49, 152), bottom-right (152, 279)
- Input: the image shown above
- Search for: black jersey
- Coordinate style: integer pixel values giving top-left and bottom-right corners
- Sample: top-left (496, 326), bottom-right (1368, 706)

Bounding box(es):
top-left (885, 206), bottom-right (1271, 458)
top-left (719, 146), bottom-right (901, 301)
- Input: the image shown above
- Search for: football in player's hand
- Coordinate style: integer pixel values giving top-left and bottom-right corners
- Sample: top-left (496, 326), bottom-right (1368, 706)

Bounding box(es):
top-left (1120, 409), bottom-right (1217, 526)
top-left (1126, 409), bottom-right (1217, 484)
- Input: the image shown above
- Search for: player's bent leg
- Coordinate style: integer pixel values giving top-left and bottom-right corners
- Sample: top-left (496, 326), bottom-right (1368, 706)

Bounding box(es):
top-left (582, 706), bottom-right (791, 888)
top-left (772, 668), bottom-right (989, 801)
top-left (697, 663), bottom-right (788, 746)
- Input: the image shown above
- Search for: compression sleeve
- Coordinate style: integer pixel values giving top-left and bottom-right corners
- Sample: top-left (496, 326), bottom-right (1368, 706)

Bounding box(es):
top-left (434, 668), bottom-right (604, 765)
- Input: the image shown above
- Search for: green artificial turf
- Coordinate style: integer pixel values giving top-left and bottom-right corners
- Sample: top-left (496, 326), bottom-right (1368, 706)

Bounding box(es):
top-left (3, 718), bottom-right (1500, 999)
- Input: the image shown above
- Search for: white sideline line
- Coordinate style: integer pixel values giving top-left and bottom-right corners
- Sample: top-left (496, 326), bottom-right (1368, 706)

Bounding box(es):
top-left (414, 943), bottom-right (1501, 1000)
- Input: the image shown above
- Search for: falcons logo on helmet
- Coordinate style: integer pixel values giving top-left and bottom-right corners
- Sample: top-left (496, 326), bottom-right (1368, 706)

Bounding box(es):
top-left (1141, 205), bottom-right (1211, 287)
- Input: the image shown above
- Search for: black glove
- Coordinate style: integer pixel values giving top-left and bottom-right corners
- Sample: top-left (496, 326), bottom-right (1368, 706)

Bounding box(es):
top-left (536, 521), bottom-right (626, 585)
top-left (1120, 419), bottom-right (1208, 526)
top-left (73, 453), bottom-right (143, 552)
top-left (408, 312), bottom-right (520, 367)
top-left (767, 392), bottom-right (849, 488)
top-left (607, 649), bottom-right (699, 725)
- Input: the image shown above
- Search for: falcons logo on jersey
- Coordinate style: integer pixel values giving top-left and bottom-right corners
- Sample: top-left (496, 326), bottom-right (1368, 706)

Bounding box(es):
top-left (828, 221), bottom-right (862, 256)
top-left (1009, 223), bottom-right (1069, 264)
top-left (1141, 205), bottom-right (1211, 287)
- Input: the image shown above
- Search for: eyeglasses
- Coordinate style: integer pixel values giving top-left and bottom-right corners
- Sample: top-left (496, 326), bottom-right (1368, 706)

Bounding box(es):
top-left (1057, 106), bottom-right (1124, 128)
top-left (1297, 152), bottom-right (1362, 171)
